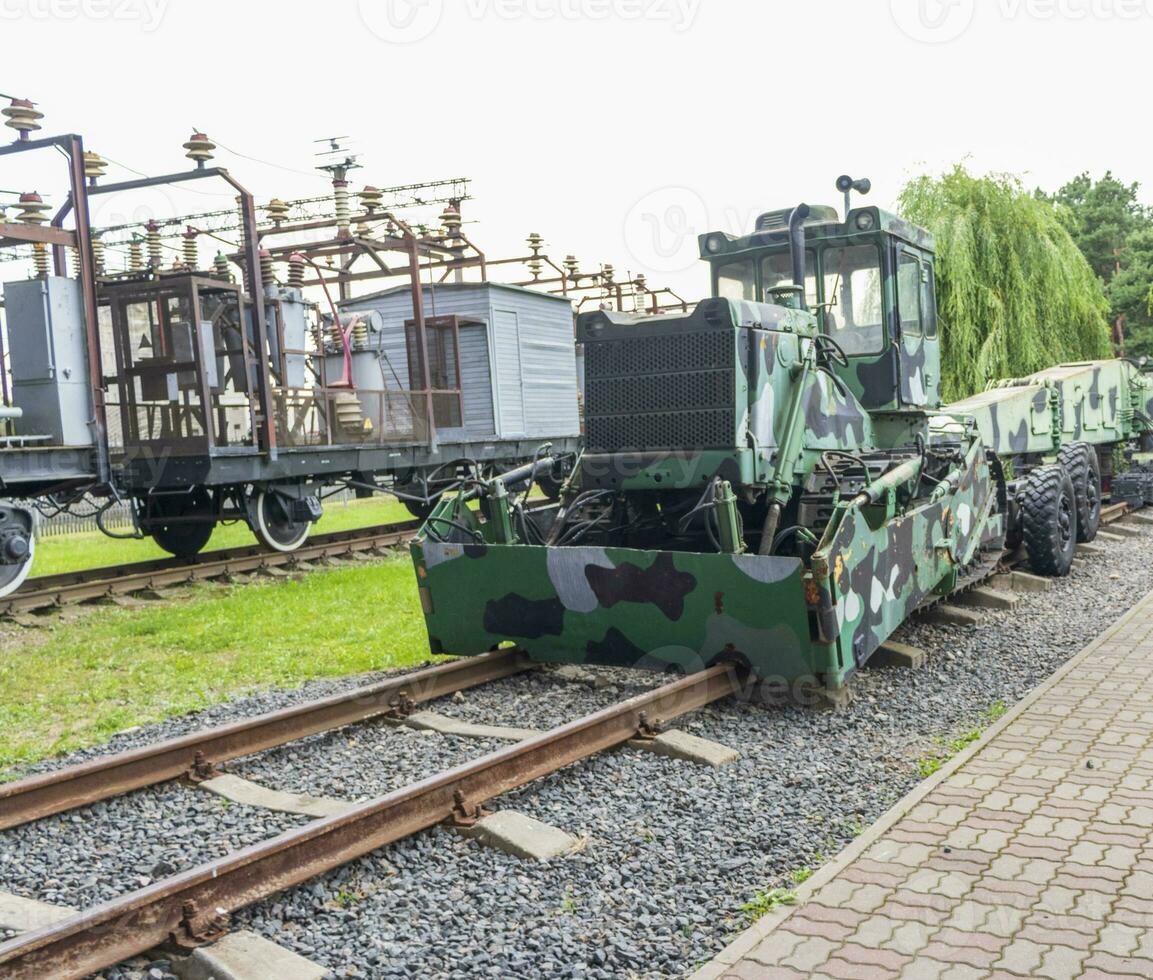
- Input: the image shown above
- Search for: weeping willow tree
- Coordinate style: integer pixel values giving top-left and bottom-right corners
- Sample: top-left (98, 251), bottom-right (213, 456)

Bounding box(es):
top-left (898, 166), bottom-right (1112, 402)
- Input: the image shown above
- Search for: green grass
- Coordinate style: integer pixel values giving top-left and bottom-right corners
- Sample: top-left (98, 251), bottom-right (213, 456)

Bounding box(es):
top-left (915, 700), bottom-right (1008, 781)
top-left (738, 887), bottom-right (797, 923)
top-left (0, 552), bottom-right (434, 776)
top-left (30, 497), bottom-right (415, 577)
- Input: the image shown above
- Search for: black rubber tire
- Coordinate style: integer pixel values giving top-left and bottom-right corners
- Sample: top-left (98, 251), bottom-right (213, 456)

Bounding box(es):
top-left (1057, 442), bottom-right (1100, 543)
top-left (1022, 464), bottom-right (1077, 577)
top-left (149, 489), bottom-right (215, 559)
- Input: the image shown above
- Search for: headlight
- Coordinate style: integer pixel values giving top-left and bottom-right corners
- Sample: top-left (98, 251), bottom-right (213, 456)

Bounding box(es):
top-left (704, 234), bottom-right (726, 254)
top-left (855, 211), bottom-right (876, 231)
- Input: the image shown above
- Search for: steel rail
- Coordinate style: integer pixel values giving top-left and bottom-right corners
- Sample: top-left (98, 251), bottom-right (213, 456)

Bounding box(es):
top-left (0, 649), bottom-right (533, 831)
top-left (0, 662), bottom-right (743, 979)
top-left (17, 518), bottom-right (424, 592)
top-left (0, 519), bottom-right (420, 616)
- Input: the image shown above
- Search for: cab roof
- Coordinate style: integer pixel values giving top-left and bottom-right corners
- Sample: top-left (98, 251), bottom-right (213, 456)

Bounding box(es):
top-left (698, 205), bottom-right (935, 259)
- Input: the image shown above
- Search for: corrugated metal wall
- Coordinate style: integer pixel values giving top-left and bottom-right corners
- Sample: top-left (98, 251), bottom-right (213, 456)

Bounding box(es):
top-left (341, 283), bottom-right (579, 442)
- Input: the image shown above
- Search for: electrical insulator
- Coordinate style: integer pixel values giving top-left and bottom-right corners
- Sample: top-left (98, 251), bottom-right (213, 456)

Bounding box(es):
top-left (2, 98), bottom-right (43, 140)
top-left (145, 220), bottom-right (162, 269)
top-left (16, 192), bottom-right (51, 277)
top-left (129, 238), bottom-right (143, 272)
top-left (83, 151), bottom-right (107, 185)
top-left (441, 205), bottom-right (462, 241)
top-left (213, 252), bottom-right (231, 280)
top-left (359, 186), bottom-right (383, 213)
top-left (601, 263), bottom-right (615, 286)
top-left (526, 232), bottom-right (544, 280)
top-left (183, 132), bottom-right (216, 166)
top-left (259, 248), bottom-right (275, 287)
top-left (287, 254), bottom-right (305, 290)
top-left (563, 255), bottom-right (579, 280)
top-left (182, 228), bottom-right (199, 271)
top-left (15, 191), bottom-right (49, 225)
top-left (634, 274), bottom-right (647, 312)
top-left (333, 179), bottom-right (350, 235)
top-left (266, 198), bottom-right (290, 225)
top-left (91, 235), bottom-right (105, 275)
top-left (352, 317), bottom-right (368, 350)
top-left (356, 220), bottom-right (372, 239)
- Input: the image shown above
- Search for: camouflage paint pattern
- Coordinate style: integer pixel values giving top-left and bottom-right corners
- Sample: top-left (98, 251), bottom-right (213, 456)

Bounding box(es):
top-left (412, 429), bottom-right (1004, 688)
top-left (947, 359), bottom-right (1153, 457)
top-left (413, 539), bottom-right (815, 681)
top-left (409, 201), bottom-right (1143, 692)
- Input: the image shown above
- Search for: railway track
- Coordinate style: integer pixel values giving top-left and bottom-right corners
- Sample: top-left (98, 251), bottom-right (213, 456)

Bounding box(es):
top-left (0, 500), bottom-right (1141, 976)
top-left (0, 650), bottom-right (746, 978)
top-left (0, 519), bottom-right (423, 618)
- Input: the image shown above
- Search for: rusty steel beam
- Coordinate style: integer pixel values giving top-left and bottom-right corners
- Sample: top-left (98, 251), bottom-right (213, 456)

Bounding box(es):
top-left (0, 649), bottom-right (533, 832)
top-left (0, 222), bottom-right (76, 248)
top-left (0, 663), bottom-right (742, 979)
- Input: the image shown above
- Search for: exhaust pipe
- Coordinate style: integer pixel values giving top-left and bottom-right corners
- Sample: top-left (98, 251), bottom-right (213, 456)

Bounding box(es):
top-left (788, 204), bottom-right (811, 309)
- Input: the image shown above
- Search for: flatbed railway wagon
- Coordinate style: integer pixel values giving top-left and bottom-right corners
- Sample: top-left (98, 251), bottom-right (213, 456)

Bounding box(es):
top-left (0, 108), bottom-right (584, 597)
top-left (411, 180), bottom-right (1153, 694)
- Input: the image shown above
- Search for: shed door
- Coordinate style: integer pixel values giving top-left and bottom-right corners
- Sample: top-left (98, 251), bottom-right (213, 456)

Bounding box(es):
top-left (494, 309), bottom-right (525, 436)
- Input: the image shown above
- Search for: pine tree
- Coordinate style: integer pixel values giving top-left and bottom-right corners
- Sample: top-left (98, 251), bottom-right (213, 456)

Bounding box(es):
top-left (899, 166), bottom-right (1112, 402)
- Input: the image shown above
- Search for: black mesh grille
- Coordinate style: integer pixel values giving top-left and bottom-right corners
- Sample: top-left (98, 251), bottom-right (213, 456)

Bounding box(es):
top-left (584, 331), bottom-right (735, 451)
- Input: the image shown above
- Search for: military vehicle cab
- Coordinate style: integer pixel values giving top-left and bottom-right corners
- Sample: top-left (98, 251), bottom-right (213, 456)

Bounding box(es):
top-left (699, 191), bottom-right (941, 415)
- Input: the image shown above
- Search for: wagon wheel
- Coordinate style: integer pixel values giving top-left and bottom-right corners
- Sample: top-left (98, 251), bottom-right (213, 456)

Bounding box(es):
top-left (148, 489), bottom-right (215, 559)
top-left (252, 490), bottom-right (312, 553)
top-left (0, 504), bottom-right (35, 598)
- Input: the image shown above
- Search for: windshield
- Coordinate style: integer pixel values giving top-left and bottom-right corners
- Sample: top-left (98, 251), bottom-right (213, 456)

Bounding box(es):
top-left (761, 251), bottom-right (818, 308)
top-left (716, 260), bottom-right (755, 301)
top-left (821, 244), bottom-right (884, 355)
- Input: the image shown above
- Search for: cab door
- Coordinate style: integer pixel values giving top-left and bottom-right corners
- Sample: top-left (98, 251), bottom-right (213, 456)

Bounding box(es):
top-left (896, 249), bottom-right (941, 409)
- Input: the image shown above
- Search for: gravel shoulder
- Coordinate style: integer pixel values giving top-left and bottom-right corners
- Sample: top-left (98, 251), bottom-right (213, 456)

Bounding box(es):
top-left (1, 524), bottom-right (1150, 979)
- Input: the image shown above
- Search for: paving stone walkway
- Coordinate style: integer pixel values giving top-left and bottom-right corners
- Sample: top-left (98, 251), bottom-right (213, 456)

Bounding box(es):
top-left (694, 590), bottom-right (1153, 980)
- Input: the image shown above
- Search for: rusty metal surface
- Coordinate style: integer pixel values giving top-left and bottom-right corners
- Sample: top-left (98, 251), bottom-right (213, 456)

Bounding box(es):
top-left (0, 663), bottom-right (744, 979)
top-left (0, 649), bottom-right (532, 831)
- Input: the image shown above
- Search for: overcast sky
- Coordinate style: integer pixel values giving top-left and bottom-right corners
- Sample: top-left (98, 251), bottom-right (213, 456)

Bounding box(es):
top-left (2, 0), bottom-right (1150, 297)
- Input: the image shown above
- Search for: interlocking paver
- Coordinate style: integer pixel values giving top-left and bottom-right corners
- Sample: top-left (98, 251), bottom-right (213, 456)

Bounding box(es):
top-left (694, 591), bottom-right (1153, 980)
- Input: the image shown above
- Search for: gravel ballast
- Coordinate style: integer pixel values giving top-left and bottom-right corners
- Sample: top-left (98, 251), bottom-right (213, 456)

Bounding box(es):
top-left (2, 523), bottom-right (1151, 979)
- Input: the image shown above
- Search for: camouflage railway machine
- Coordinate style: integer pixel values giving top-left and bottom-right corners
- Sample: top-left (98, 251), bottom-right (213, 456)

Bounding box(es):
top-left (949, 360), bottom-right (1153, 572)
top-left (410, 177), bottom-right (1153, 695)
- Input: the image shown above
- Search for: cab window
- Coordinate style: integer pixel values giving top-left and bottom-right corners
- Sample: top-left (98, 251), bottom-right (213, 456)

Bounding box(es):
top-left (897, 251), bottom-right (923, 336)
top-left (922, 263), bottom-right (938, 338)
top-left (761, 250), bottom-right (817, 308)
top-left (821, 244), bottom-right (884, 355)
top-left (716, 260), bottom-right (755, 301)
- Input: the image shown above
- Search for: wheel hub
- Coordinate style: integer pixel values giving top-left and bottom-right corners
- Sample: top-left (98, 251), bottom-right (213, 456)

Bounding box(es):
top-left (1, 528), bottom-right (30, 564)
